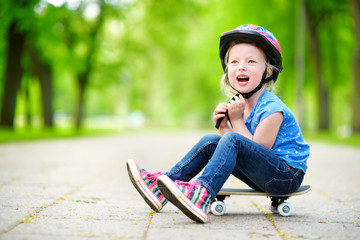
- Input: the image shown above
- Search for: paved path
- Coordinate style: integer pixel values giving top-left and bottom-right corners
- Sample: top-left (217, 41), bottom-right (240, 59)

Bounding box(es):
top-left (0, 131), bottom-right (359, 240)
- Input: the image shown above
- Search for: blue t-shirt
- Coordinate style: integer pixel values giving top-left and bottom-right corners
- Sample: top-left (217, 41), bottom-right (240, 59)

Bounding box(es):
top-left (245, 91), bottom-right (310, 173)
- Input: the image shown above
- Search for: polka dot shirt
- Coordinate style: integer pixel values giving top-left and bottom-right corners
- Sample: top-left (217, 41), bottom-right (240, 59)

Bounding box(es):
top-left (245, 91), bottom-right (310, 173)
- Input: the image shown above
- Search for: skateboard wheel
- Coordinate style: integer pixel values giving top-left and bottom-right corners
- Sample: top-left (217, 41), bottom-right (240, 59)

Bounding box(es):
top-left (211, 201), bottom-right (226, 216)
top-left (278, 202), bottom-right (292, 217)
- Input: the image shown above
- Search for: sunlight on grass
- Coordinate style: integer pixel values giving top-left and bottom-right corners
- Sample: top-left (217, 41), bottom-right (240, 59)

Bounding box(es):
top-left (0, 127), bottom-right (120, 143)
top-left (304, 131), bottom-right (360, 147)
top-left (1, 125), bottom-right (359, 147)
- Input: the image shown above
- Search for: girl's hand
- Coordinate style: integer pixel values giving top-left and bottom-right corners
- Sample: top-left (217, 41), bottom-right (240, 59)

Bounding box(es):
top-left (228, 95), bottom-right (245, 121)
top-left (213, 103), bottom-right (229, 129)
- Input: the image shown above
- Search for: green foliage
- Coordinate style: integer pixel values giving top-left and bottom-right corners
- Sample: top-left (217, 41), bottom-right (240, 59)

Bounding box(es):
top-left (0, 0), bottom-right (358, 140)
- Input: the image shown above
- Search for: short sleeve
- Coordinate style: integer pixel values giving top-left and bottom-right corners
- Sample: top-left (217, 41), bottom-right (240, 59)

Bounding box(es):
top-left (258, 101), bottom-right (284, 123)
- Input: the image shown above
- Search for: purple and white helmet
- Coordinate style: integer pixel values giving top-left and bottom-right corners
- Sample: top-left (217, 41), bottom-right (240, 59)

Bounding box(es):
top-left (219, 24), bottom-right (283, 82)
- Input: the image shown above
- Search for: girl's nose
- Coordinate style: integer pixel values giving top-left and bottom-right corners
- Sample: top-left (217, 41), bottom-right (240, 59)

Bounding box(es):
top-left (238, 62), bottom-right (246, 71)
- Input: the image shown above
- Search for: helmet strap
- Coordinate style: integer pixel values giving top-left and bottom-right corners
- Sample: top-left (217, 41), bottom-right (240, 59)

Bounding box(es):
top-left (227, 64), bottom-right (273, 99)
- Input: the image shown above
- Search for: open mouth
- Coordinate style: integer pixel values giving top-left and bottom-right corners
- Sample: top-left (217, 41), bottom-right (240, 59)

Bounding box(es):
top-left (237, 76), bottom-right (249, 82)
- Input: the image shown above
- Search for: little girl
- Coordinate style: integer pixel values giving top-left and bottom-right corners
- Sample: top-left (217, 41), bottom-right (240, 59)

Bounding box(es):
top-left (126, 24), bottom-right (310, 223)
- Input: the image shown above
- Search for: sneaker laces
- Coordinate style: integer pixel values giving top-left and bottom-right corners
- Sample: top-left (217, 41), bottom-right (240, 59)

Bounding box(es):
top-left (175, 180), bottom-right (201, 192)
top-left (146, 171), bottom-right (164, 181)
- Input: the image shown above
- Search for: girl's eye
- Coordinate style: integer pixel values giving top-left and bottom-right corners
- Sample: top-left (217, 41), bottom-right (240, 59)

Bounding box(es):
top-left (249, 60), bottom-right (256, 63)
top-left (230, 60), bottom-right (238, 64)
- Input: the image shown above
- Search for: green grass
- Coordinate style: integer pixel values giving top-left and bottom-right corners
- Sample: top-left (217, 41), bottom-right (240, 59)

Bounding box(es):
top-left (0, 127), bottom-right (120, 143)
top-left (1, 126), bottom-right (360, 148)
top-left (304, 131), bottom-right (360, 147)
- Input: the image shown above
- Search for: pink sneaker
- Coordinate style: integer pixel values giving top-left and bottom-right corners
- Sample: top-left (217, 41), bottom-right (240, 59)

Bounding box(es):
top-left (126, 159), bottom-right (168, 212)
top-left (156, 175), bottom-right (211, 223)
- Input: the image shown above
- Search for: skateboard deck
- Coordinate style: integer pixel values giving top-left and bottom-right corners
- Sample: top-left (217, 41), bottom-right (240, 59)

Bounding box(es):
top-left (218, 185), bottom-right (311, 197)
top-left (212, 185), bottom-right (311, 217)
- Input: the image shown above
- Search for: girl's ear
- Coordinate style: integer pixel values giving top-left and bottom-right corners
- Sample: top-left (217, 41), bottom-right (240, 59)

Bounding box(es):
top-left (266, 66), bottom-right (273, 78)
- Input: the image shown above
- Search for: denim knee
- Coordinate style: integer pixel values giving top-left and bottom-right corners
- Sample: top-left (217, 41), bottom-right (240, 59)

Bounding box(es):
top-left (201, 133), bottom-right (221, 143)
top-left (221, 132), bottom-right (245, 143)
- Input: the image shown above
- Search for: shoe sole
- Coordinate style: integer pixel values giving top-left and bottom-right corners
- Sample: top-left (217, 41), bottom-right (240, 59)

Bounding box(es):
top-left (157, 175), bottom-right (207, 223)
top-left (126, 159), bottom-right (162, 212)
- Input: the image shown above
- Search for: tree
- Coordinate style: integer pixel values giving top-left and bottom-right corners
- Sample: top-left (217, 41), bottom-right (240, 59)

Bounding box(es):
top-left (351, 0), bottom-right (360, 132)
top-left (295, 0), bottom-right (306, 128)
top-left (0, 22), bottom-right (26, 128)
top-left (74, 1), bottom-right (105, 130)
top-left (305, 0), bottom-right (330, 130)
top-left (54, 0), bottom-right (106, 130)
top-left (0, 0), bottom-right (49, 129)
top-left (28, 47), bottom-right (54, 127)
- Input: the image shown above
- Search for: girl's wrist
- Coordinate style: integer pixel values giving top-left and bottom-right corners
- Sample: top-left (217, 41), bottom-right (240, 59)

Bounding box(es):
top-left (219, 125), bottom-right (232, 135)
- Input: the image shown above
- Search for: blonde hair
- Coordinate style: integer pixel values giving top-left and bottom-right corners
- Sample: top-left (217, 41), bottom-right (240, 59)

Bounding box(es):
top-left (220, 41), bottom-right (278, 98)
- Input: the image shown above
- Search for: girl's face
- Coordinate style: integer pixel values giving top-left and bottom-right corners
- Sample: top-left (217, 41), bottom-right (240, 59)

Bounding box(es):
top-left (227, 43), bottom-right (269, 94)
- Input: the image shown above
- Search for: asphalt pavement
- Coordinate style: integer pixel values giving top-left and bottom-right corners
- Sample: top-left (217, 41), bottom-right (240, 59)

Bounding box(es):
top-left (0, 131), bottom-right (359, 240)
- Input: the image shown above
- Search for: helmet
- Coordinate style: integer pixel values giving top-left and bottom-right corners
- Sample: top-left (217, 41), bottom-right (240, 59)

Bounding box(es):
top-left (219, 24), bottom-right (283, 81)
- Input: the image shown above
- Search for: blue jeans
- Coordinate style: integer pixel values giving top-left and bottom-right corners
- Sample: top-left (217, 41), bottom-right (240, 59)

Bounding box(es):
top-left (166, 132), bottom-right (304, 199)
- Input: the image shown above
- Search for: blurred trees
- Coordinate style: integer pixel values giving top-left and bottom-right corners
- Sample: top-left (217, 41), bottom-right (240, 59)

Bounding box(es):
top-left (0, 1), bottom-right (34, 128)
top-left (0, 0), bottom-right (358, 135)
top-left (304, 0), bottom-right (356, 132)
top-left (0, 21), bottom-right (25, 128)
top-left (351, 0), bottom-right (360, 132)
top-left (305, 0), bottom-right (329, 130)
top-left (67, 0), bottom-right (105, 129)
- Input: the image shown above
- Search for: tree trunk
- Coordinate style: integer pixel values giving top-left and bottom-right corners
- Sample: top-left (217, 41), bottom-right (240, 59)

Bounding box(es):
top-left (74, 1), bottom-right (105, 130)
top-left (24, 77), bottom-right (32, 126)
top-left (305, 1), bottom-right (330, 130)
top-left (29, 49), bottom-right (54, 128)
top-left (295, 0), bottom-right (306, 129)
top-left (38, 63), bottom-right (53, 127)
top-left (0, 22), bottom-right (25, 128)
top-left (75, 73), bottom-right (87, 129)
top-left (351, 0), bottom-right (360, 133)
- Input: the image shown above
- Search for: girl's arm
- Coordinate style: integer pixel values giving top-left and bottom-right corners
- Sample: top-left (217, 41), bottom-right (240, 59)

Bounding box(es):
top-left (228, 96), bottom-right (283, 149)
top-left (253, 112), bottom-right (283, 149)
top-left (231, 112), bottom-right (283, 149)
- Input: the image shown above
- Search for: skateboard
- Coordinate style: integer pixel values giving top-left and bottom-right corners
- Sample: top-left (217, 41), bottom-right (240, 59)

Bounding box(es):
top-left (211, 185), bottom-right (311, 217)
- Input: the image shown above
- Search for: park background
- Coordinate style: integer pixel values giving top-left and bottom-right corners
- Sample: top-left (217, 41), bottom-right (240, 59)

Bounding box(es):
top-left (0, 0), bottom-right (359, 145)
